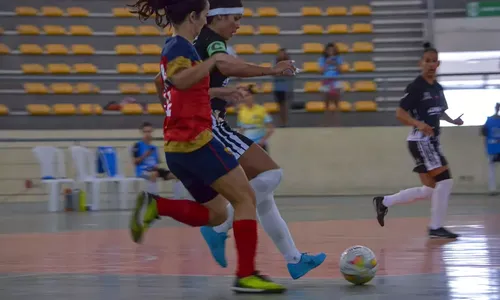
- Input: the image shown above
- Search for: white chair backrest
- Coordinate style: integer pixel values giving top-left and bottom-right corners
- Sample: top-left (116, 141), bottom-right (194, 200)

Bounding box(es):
top-left (32, 146), bottom-right (66, 179)
top-left (70, 146), bottom-right (96, 181)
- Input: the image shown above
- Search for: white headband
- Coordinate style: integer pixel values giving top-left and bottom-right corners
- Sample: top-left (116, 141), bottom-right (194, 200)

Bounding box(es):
top-left (207, 7), bottom-right (244, 16)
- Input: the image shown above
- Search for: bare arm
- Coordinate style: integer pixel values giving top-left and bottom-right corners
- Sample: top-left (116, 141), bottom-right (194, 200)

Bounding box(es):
top-left (168, 56), bottom-right (217, 90)
top-left (395, 107), bottom-right (421, 127)
top-left (154, 73), bottom-right (166, 106)
top-left (440, 112), bottom-right (454, 123)
top-left (216, 53), bottom-right (277, 77)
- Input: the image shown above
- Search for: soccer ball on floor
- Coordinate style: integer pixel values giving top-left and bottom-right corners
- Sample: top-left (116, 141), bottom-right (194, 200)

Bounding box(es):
top-left (339, 245), bottom-right (378, 285)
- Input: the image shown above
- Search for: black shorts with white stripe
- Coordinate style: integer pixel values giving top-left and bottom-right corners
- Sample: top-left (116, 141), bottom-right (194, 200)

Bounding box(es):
top-left (408, 138), bottom-right (448, 173)
top-left (211, 116), bottom-right (254, 160)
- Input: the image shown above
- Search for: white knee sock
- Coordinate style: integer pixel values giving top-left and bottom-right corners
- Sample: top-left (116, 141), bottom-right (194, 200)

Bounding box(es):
top-left (147, 180), bottom-right (158, 195)
top-left (256, 192), bottom-right (302, 263)
top-left (429, 179), bottom-right (453, 230)
top-left (382, 186), bottom-right (434, 207)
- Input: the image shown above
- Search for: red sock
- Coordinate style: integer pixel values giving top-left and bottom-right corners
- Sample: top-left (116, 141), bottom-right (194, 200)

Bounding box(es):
top-left (233, 219), bottom-right (258, 278)
top-left (154, 196), bottom-right (209, 227)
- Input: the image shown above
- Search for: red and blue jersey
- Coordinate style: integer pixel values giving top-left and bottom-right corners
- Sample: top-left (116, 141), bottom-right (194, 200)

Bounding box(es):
top-left (159, 36), bottom-right (213, 153)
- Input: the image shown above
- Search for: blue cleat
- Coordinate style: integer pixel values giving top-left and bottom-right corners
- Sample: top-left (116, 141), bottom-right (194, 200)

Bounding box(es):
top-left (287, 252), bottom-right (327, 280)
top-left (200, 226), bottom-right (229, 268)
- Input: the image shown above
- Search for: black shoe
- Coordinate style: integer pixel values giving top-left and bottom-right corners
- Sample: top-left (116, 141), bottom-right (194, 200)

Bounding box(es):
top-left (373, 196), bottom-right (388, 227)
top-left (428, 227), bottom-right (459, 239)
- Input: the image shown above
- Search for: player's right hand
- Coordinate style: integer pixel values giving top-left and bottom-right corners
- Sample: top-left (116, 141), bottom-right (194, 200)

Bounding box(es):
top-left (416, 121), bottom-right (434, 137)
top-left (222, 87), bottom-right (246, 103)
top-left (272, 60), bottom-right (297, 76)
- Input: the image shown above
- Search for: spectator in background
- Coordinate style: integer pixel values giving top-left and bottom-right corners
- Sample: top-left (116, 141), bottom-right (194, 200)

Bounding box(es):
top-left (319, 43), bottom-right (343, 125)
top-left (132, 122), bottom-right (176, 196)
top-left (482, 103), bottom-right (500, 195)
top-left (238, 85), bottom-right (275, 152)
top-left (273, 48), bottom-right (293, 127)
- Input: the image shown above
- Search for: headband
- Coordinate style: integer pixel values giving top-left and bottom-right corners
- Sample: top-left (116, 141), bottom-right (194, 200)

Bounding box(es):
top-left (207, 7), bottom-right (244, 16)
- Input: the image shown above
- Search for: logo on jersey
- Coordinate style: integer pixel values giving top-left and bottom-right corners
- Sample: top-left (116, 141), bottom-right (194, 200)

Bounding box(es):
top-left (222, 78), bottom-right (230, 87)
top-left (427, 106), bottom-right (442, 115)
top-left (207, 41), bottom-right (227, 57)
top-left (422, 92), bottom-right (432, 101)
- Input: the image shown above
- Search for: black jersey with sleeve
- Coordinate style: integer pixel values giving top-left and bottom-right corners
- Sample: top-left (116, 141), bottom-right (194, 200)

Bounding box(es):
top-left (399, 75), bottom-right (448, 140)
top-left (194, 26), bottom-right (231, 120)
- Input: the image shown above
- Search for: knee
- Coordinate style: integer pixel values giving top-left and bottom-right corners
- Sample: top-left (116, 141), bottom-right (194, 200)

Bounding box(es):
top-left (421, 185), bottom-right (434, 198)
top-left (256, 192), bottom-right (276, 216)
top-left (251, 168), bottom-right (283, 194)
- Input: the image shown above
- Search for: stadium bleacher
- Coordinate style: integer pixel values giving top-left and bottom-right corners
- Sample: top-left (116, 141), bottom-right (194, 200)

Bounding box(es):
top-left (0, 0), bottom-right (466, 123)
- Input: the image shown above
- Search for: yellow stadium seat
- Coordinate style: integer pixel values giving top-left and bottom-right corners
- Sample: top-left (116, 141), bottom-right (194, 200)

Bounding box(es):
top-left (0, 104), bottom-right (9, 116)
top-left (305, 101), bottom-right (325, 112)
top-left (78, 104), bottom-right (103, 115)
top-left (236, 25), bottom-right (254, 35)
top-left (258, 25), bottom-right (280, 35)
top-left (352, 42), bottom-right (374, 53)
top-left (337, 101), bottom-right (353, 112)
top-left (302, 43), bottom-right (324, 54)
top-left (261, 82), bottom-right (273, 93)
top-left (19, 44), bottom-right (43, 55)
top-left (53, 104), bottom-right (76, 115)
top-left (263, 102), bottom-right (279, 113)
top-left (327, 24), bottom-right (348, 34)
top-left (301, 7), bottom-right (322, 16)
top-left (340, 81), bottom-right (351, 92)
top-left (259, 43), bottom-right (280, 54)
top-left (15, 7), bottom-right (37, 16)
top-left (45, 44), bottom-right (69, 55)
top-left (26, 104), bottom-right (51, 115)
top-left (140, 44), bottom-right (162, 55)
top-left (17, 25), bottom-right (40, 35)
top-left (115, 26), bottom-right (136, 36)
top-left (353, 81), bottom-right (377, 92)
top-left (242, 8), bottom-right (253, 17)
top-left (303, 62), bottom-right (320, 73)
top-left (115, 44), bottom-right (138, 55)
top-left (341, 63), bottom-right (350, 72)
top-left (336, 42), bottom-right (349, 53)
top-left (143, 83), bottom-right (157, 94)
top-left (41, 6), bottom-right (64, 17)
top-left (69, 25), bottom-right (93, 36)
top-left (71, 44), bottom-right (95, 55)
top-left (0, 44), bottom-right (10, 55)
top-left (234, 44), bottom-right (256, 54)
top-left (113, 7), bottom-right (134, 17)
top-left (142, 63), bottom-right (160, 74)
top-left (326, 6), bottom-right (348, 16)
top-left (48, 64), bottom-right (71, 74)
top-left (304, 82), bottom-right (322, 93)
top-left (43, 25), bottom-right (66, 35)
top-left (67, 7), bottom-right (89, 17)
top-left (73, 63), bottom-right (98, 74)
top-left (147, 103), bottom-right (164, 114)
top-left (119, 83), bottom-right (141, 94)
top-left (75, 83), bottom-right (100, 94)
top-left (351, 5), bottom-right (372, 16)
top-left (354, 101), bottom-right (377, 112)
top-left (260, 62), bottom-right (272, 68)
top-left (50, 83), bottom-right (73, 94)
top-left (353, 61), bottom-right (375, 72)
top-left (24, 83), bottom-right (48, 94)
top-left (303, 25), bottom-right (323, 34)
top-left (257, 7), bottom-right (278, 17)
top-left (121, 103), bottom-right (144, 115)
top-left (226, 106), bottom-right (236, 115)
top-left (351, 23), bottom-right (373, 33)
top-left (117, 63), bottom-right (139, 74)
top-left (22, 64), bottom-right (45, 74)
top-left (138, 25), bottom-right (161, 36)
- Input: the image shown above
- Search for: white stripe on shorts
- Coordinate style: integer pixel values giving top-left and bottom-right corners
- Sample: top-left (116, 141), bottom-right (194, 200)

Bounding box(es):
top-left (416, 140), bottom-right (442, 171)
top-left (211, 115), bottom-right (249, 160)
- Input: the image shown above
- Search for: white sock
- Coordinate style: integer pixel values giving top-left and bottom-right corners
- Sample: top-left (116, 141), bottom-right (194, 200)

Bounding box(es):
top-left (147, 180), bottom-right (158, 195)
top-left (382, 186), bottom-right (434, 207)
top-left (213, 204), bottom-right (234, 233)
top-left (429, 179), bottom-right (453, 230)
top-left (256, 192), bottom-right (302, 264)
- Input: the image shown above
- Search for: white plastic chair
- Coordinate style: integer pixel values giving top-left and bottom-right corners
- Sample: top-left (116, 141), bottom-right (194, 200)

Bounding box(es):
top-left (32, 146), bottom-right (76, 212)
top-left (69, 145), bottom-right (143, 210)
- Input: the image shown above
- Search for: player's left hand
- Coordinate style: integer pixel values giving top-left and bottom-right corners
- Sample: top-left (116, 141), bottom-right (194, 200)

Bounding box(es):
top-left (453, 114), bottom-right (464, 126)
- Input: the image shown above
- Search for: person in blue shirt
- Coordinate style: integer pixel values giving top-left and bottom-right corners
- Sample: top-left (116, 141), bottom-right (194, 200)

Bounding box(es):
top-left (318, 43), bottom-right (343, 118)
top-left (132, 122), bottom-right (176, 195)
top-left (482, 103), bottom-right (500, 195)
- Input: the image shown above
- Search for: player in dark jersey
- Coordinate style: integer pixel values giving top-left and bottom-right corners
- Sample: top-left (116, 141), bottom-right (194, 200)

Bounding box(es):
top-left (373, 43), bottom-right (464, 239)
top-left (127, 0), bottom-right (285, 293)
top-left (194, 0), bottom-right (326, 280)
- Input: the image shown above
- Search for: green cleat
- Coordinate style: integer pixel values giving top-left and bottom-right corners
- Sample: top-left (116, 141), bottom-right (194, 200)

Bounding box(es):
top-left (232, 272), bottom-right (286, 294)
top-left (129, 192), bottom-right (159, 243)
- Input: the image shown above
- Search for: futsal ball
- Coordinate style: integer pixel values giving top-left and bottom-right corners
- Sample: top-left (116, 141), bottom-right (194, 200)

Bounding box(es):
top-left (339, 245), bottom-right (378, 285)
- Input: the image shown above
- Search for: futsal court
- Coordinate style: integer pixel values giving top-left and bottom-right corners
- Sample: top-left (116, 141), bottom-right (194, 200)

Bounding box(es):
top-left (0, 194), bottom-right (498, 300)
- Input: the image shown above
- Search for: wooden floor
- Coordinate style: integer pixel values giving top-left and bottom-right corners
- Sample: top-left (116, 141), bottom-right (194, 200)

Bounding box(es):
top-left (0, 195), bottom-right (499, 300)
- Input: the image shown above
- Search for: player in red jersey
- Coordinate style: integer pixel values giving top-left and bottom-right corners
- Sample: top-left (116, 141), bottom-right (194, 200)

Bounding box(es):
top-left (127, 0), bottom-right (286, 294)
